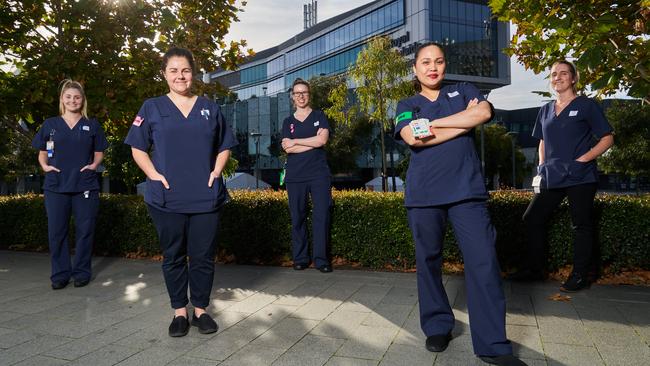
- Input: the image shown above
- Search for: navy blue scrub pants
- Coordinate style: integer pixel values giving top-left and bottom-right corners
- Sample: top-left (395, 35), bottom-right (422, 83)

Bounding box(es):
top-left (407, 199), bottom-right (512, 357)
top-left (147, 205), bottom-right (219, 309)
top-left (286, 177), bottom-right (331, 268)
top-left (522, 183), bottom-right (598, 276)
top-left (44, 190), bottom-right (99, 283)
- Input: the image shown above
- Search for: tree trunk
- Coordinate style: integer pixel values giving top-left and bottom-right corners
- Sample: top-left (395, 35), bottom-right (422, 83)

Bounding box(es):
top-left (379, 121), bottom-right (387, 192)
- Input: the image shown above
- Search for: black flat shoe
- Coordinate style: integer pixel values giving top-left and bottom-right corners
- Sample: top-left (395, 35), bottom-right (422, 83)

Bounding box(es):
top-left (74, 279), bottom-right (90, 288)
top-left (560, 272), bottom-right (591, 292)
top-left (425, 332), bottom-right (452, 352)
top-left (168, 315), bottom-right (189, 337)
top-left (479, 354), bottom-right (528, 366)
top-left (51, 280), bottom-right (69, 290)
top-left (191, 313), bottom-right (218, 334)
top-left (293, 263), bottom-right (309, 270)
top-left (318, 265), bottom-right (333, 273)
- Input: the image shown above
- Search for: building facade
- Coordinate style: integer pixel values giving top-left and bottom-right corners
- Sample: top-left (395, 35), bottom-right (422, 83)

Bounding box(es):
top-left (210, 0), bottom-right (511, 186)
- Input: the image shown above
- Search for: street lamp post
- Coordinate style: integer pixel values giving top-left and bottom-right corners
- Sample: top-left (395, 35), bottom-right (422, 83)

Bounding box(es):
top-left (250, 131), bottom-right (262, 189)
top-left (506, 131), bottom-right (518, 188)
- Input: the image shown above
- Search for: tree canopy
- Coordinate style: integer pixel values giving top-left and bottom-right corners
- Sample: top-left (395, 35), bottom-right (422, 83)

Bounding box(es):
top-left (489, 0), bottom-right (650, 102)
top-left (0, 0), bottom-right (251, 135)
top-left (326, 36), bottom-right (412, 191)
top-left (0, 0), bottom-right (250, 189)
top-left (599, 101), bottom-right (650, 183)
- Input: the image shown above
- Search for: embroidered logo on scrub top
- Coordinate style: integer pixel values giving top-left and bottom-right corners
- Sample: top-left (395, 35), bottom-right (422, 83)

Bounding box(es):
top-left (569, 110), bottom-right (579, 117)
top-left (447, 91), bottom-right (459, 98)
top-left (200, 108), bottom-right (210, 120)
top-left (132, 115), bottom-right (144, 127)
top-left (314, 120), bottom-right (320, 127)
top-left (395, 111), bottom-right (413, 123)
top-left (82, 125), bottom-right (90, 131)
top-left (290, 123), bottom-right (295, 134)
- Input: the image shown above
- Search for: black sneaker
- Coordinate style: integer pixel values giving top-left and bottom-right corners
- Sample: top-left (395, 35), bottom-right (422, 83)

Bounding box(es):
top-left (425, 332), bottom-right (452, 352)
top-left (479, 354), bottom-right (528, 366)
top-left (560, 272), bottom-right (590, 292)
top-left (168, 315), bottom-right (190, 337)
top-left (191, 313), bottom-right (218, 334)
top-left (293, 263), bottom-right (309, 270)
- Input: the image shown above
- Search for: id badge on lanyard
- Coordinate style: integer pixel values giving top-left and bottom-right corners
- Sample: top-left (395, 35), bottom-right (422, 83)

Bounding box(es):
top-left (46, 130), bottom-right (56, 158)
top-left (532, 175), bottom-right (542, 194)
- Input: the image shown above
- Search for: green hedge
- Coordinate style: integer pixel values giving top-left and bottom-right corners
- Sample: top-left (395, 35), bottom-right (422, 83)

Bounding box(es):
top-left (0, 191), bottom-right (648, 271)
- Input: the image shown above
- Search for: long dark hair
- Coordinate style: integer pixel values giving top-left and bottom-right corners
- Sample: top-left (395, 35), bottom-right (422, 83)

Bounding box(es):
top-left (412, 42), bottom-right (446, 92)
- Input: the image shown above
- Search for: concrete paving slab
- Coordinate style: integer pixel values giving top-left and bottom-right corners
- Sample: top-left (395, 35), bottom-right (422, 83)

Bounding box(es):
top-left (0, 251), bottom-right (648, 366)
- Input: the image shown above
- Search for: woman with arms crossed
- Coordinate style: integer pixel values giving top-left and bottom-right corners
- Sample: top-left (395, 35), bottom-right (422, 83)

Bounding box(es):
top-left (281, 78), bottom-right (333, 273)
top-left (395, 43), bottom-right (525, 366)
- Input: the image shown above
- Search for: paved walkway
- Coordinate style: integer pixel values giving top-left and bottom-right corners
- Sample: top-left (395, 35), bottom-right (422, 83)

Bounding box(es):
top-left (0, 251), bottom-right (648, 366)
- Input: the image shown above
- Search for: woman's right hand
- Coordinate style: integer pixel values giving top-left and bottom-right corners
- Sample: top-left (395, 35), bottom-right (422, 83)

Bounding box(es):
top-left (43, 165), bottom-right (61, 173)
top-left (150, 172), bottom-right (170, 189)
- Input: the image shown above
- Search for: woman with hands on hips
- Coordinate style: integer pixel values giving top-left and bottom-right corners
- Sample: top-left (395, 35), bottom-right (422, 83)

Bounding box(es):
top-left (508, 60), bottom-right (614, 292)
top-left (124, 47), bottom-right (237, 337)
top-left (32, 79), bottom-right (108, 290)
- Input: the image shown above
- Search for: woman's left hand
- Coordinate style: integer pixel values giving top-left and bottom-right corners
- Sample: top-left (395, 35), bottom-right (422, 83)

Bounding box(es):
top-left (575, 156), bottom-right (591, 163)
top-left (79, 164), bottom-right (98, 172)
top-left (208, 170), bottom-right (221, 187)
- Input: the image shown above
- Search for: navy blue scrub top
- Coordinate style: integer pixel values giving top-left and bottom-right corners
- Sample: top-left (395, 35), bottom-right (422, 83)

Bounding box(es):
top-left (281, 109), bottom-right (331, 183)
top-left (394, 82), bottom-right (488, 207)
top-left (32, 116), bottom-right (108, 193)
top-left (124, 95), bottom-right (238, 214)
top-left (532, 96), bottom-right (613, 189)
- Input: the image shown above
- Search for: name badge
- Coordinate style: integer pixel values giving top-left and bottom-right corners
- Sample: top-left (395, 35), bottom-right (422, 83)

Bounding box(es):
top-left (447, 91), bottom-right (459, 98)
top-left (82, 125), bottom-right (90, 131)
top-left (200, 108), bottom-right (210, 119)
top-left (569, 110), bottom-right (578, 117)
top-left (409, 118), bottom-right (432, 138)
top-left (314, 121), bottom-right (320, 127)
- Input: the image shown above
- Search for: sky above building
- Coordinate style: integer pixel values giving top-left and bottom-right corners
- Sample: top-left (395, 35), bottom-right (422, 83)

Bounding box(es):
top-left (226, 0), bottom-right (552, 110)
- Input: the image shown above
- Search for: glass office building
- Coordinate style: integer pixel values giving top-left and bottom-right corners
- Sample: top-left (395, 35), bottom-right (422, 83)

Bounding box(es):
top-left (210, 0), bottom-right (510, 184)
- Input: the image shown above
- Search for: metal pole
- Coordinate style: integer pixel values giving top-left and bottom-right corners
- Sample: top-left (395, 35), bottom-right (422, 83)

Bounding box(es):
top-left (251, 132), bottom-right (262, 189)
top-left (506, 131), bottom-right (518, 188)
top-left (511, 138), bottom-right (515, 188)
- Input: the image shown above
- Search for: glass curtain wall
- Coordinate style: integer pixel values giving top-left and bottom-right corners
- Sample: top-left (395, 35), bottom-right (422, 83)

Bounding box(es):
top-left (429, 0), bottom-right (498, 77)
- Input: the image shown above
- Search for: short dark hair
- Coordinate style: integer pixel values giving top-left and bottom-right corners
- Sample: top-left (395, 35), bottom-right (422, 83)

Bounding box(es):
top-left (162, 47), bottom-right (195, 73)
top-left (412, 42), bottom-right (446, 92)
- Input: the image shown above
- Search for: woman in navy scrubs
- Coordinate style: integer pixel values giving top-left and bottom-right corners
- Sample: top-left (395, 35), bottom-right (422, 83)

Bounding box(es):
top-left (125, 47), bottom-right (237, 337)
top-left (32, 80), bottom-right (108, 290)
top-left (281, 78), bottom-right (333, 273)
top-left (508, 60), bottom-right (614, 292)
top-left (394, 43), bottom-right (525, 366)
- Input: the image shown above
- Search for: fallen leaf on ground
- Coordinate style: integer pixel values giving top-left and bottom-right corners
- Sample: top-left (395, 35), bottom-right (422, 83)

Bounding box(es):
top-left (548, 293), bottom-right (572, 302)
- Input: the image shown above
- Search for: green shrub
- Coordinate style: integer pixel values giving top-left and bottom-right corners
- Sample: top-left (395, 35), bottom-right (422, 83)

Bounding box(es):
top-left (0, 191), bottom-right (648, 271)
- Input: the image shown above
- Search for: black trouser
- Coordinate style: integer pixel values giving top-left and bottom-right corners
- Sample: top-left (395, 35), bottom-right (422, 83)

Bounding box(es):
top-left (522, 183), bottom-right (598, 276)
top-left (147, 205), bottom-right (220, 309)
